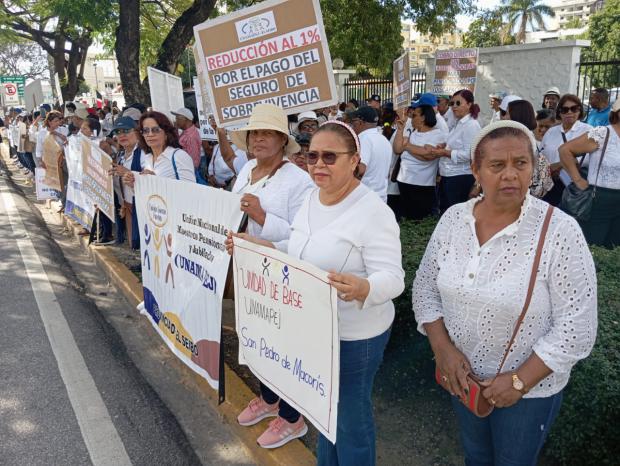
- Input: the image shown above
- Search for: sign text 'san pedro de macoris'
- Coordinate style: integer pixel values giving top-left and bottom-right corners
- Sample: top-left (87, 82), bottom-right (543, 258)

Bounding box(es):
top-left (134, 176), bottom-right (244, 390)
top-left (193, 0), bottom-right (337, 127)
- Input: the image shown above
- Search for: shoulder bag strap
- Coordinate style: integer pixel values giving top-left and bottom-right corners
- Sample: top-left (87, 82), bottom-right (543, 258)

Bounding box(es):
top-left (591, 127), bottom-right (611, 196)
top-left (268, 160), bottom-right (288, 179)
top-left (496, 205), bottom-right (554, 374)
top-left (171, 149), bottom-right (180, 180)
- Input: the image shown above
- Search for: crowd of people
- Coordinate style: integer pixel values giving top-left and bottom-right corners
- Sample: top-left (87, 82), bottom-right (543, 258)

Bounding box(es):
top-left (1, 83), bottom-right (614, 465)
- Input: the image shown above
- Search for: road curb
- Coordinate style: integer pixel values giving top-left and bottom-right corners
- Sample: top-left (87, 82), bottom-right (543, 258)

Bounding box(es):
top-left (59, 215), bottom-right (316, 466)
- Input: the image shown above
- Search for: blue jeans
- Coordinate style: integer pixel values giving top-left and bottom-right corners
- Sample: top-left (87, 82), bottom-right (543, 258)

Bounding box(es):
top-left (317, 327), bottom-right (391, 466)
top-left (451, 391), bottom-right (563, 466)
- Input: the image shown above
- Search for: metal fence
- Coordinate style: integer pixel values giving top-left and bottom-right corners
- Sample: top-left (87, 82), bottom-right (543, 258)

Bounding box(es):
top-left (576, 52), bottom-right (620, 108)
top-left (342, 70), bottom-right (427, 104)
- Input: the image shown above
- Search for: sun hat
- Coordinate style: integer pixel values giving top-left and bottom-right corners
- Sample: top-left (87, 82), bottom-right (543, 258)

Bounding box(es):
top-left (230, 104), bottom-right (300, 155)
top-left (544, 87), bottom-right (561, 97)
top-left (471, 120), bottom-right (538, 161)
top-left (489, 91), bottom-right (507, 100)
top-left (499, 95), bottom-right (522, 112)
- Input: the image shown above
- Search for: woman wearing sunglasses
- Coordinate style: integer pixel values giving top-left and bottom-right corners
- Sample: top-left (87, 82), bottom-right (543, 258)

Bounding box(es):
top-left (229, 104), bottom-right (314, 449)
top-left (123, 111), bottom-right (196, 185)
top-left (227, 120), bottom-right (404, 463)
top-left (540, 94), bottom-right (592, 206)
top-left (430, 89), bottom-right (482, 213)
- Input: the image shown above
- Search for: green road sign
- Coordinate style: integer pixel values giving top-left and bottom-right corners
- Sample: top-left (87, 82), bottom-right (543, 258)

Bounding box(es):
top-left (0, 76), bottom-right (26, 97)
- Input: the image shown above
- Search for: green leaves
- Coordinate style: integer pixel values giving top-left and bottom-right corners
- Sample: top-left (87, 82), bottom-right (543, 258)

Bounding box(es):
top-left (587, 0), bottom-right (620, 60)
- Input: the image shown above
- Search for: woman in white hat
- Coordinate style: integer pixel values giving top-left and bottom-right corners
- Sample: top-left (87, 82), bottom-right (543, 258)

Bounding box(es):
top-left (230, 103), bottom-right (314, 448)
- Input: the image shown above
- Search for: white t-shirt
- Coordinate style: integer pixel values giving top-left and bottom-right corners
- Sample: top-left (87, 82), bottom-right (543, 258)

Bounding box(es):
top-left (586, 126), bottom-right (620, 190)
top-left (358, 127), bottom-right (392, 202)
top-left (207, 144), bottom-right (248, 185)
top-left (142, 146), bottom-right (196, 182)
top-left (435, 112), bottom-right (449, 136)
top-left (542, 121), bottom-right (593, 186)
top-left (397, 128), bottom-right (446, 186)
top-left (387, 132), bottom-right (400, 196)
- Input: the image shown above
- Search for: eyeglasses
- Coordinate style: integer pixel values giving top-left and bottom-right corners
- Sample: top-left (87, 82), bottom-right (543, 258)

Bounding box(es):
top-left (450, 100), bottom-right (464, 107)
top-left (116, 129), bottom-right (134, 135)
top-left (305, 150), bottom-right (352, 165)
top-left (559, 105), bottom-right (580, 114)
top-left (141, 127), bottom-right (162, 135)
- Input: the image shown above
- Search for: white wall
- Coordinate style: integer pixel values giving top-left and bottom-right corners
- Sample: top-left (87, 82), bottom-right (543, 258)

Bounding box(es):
top-left (425, 40), bottom-right (590, 124)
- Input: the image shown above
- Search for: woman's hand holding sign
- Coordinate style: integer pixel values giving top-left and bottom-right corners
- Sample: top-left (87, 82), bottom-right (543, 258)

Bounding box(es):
top-left (328, 271), bottom-right (370, 303)
top-left (225, 231), bottom-right (275, 256)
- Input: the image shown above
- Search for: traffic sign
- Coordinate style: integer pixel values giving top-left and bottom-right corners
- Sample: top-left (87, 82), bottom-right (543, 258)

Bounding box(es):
top-left (3, 82), bottom-right (20, 105)
top-left (0, 76), bottom-right (26, 97)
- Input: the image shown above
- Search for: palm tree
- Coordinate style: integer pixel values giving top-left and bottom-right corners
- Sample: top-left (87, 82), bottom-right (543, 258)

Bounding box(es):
top-left (499, 0), bottom-right (556, 44)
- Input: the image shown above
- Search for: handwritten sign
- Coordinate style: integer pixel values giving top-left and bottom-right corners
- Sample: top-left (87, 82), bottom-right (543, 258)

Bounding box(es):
top-left (42, 134), bottom-right (63, 191)
top-left (193, 0), bottom-right (337, 127)
top-left (135, 176), bottom-right (245, 390)
top-left (81, 139), bottom-right (115, 223)
top-left (35, 168), bottom-right (60, 201)
top-left (233, 238), bottom-right (339, 442)
top-left (393, 52), bottom-right (410, 110)
top-left (431, 48), bottom-right (479, 95)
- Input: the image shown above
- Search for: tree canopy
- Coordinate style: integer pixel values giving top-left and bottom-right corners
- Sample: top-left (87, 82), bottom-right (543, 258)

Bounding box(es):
top-left (498, 0), bottom-right (555, 44)
top-left (462, 9), bottom-right (515, 48)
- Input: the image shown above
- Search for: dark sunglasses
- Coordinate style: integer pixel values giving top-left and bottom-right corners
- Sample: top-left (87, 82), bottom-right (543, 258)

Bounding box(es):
top-left (116, 128), bottom-right (134, 135)
top-left (449, 100), bottom-right (464, 107)
top-left (141, 127), bottom-right (162, 135)
top-left (559, 105), bottom-right (580, 114)
top-left (305, 150), bottom-right (352, 165)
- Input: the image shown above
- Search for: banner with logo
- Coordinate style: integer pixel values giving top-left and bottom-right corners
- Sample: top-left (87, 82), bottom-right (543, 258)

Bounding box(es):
top-left (81, 139), bottom-right (115, 223)
top-left (35, 168), bottom-right (60, 201)
top-left (393, 52), bottom-right (411, 110)
top-left (65, 135), bottom-right (95, 230)
top-left (431, 48), bottom-right (479, 95)
top-left (134, 177), bottom-right (244, 390)
top-left (42, 134), bottom-right (63, 191)
top-left (194, 0), bottom-right (337, 128)
top-left (232, 238), bottom-right (339, 442)
top-left (147, 67), bottom-right (185, 122)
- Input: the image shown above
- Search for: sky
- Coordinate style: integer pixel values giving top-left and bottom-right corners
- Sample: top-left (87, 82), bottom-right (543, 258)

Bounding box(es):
top-left (456, 0), bottom-right (503, 31)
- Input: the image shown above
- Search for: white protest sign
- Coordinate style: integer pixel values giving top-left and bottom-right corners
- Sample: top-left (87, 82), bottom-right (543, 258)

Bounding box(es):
top-left (393, 52), bottom-right (410, 111)
top-left (193, 77), bottom-right (217, 141)
top-left (194, 0), bottom-right (337, 128)
top-left (135, 177), bottom-right (245, 390)
top-left (148, 67), bottom-right (185, 122)
top-left (3, 82), bottom-right (20, 105)
top-left (35, 168), bottom-right (60, 201)
top-left (81, 139), bottom-right (115, 223)
top-left (25, 79), bottom-right (44, 112)
top-left (65, 135), bottom-right (95, 230)
top-left (232, 238), bottom-right (339, 442)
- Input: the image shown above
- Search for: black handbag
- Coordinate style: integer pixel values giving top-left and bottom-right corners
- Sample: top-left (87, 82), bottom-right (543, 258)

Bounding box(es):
top-left (560, 128), bottom-right (610, 222)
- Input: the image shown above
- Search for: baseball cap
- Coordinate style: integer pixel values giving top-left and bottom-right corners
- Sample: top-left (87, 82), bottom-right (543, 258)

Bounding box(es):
top-left (40, 103), bottom-right (51, 112)
top-left (366, 94), bottom-right (381, 103)
top-left (544, 87), bottom-right (561, 97)
top-left (297, 111), bottom-right (318, 124)
top-left (171, 107), bottom-right (194, 121)
top-left (350, 106), bottom-right (379, 124)
top-left (489, 91), bottom-right (507, 100)
top-left (110, 117), bottom-right (137, 135)
top-left (411, 93), bottom-right (438, 108)
top-left (122, 107), bottom-right (142, 121)
top-left (499, 95), bottom-right (522, 112)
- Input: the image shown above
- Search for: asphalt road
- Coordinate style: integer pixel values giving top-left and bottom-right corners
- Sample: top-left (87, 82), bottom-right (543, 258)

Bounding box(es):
top-left (0, 158), bottom-right (253, 465)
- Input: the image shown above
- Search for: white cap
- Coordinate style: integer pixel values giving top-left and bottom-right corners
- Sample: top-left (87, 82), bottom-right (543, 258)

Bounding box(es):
top-left (122, 107), bottom-right (142, 121)
top-left (297, 111), bottom-right (318, 124)
top-left (171, 107), bottom-right (194, 121)
top-left (499, 95), bottom-right (522, 112)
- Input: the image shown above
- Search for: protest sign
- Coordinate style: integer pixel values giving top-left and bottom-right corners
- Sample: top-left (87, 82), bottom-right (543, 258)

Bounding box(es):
top-left (65, 136), bottom-right (95, 230)
top-left (147, 67), bottom-right (185, 122)
top-left (193, 77), bottom-right (217, 141)
top-left (81, 139), bottom-right (115, 223)
top-left (393, 52), bottom-right (411, 110)
top-left (134, 177), bottom-right (245, 390)
top-left (35, 168), bottom-right (60, 201)
top-left (25, 79), bottom-right (44, 111)
top-left (232, 238), bottom-right (339, 442)
top-left (42, 134), bottom-right (63, 191)
top-left (431, 48), bottom-right (479, 95)
top-left (194, 0), bottom-right (337, 127)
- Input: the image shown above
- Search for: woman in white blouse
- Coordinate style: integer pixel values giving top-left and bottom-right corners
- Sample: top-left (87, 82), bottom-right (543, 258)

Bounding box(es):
top-left (393, 100), bottom-right (447, 220)
top-left (413, 121), bottom-right (597, 465)
top-left (123, 111), bottom-right (196, 185)
top-left (541, 94), bottom-right (592, 206)
top-left (559, 99), bottom-right (620, 247)
top-left (207, 123), bottom-right (248, 189)
top-left (430, 89), bottom-right (482, 213)
top-left (229, 104), bottom-right (314, 448)
top-left (228, 120), bottom-right (404, 463)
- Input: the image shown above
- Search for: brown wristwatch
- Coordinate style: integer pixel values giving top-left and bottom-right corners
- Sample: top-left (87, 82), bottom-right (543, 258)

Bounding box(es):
top-left (512, 372), bottom-right (529, 394)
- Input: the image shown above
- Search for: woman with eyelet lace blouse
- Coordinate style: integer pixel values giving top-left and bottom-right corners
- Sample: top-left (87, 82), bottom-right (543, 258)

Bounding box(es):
top-left (412, 121), bottom-right (597, 466)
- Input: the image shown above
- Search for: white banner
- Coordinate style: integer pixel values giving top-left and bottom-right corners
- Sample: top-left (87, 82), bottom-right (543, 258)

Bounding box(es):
top-left (232, 238), bottom-right (339, 442)
top-left (25, 79), bottom-right (44, 112)
top-left (135, 176), bottom-right (244, 389)
top-left (147, 67), bottom-right (184, 122)
top-left (35, 168), bottom-right (60, 201)
top-left (65, 135), bottom-right (95, 230)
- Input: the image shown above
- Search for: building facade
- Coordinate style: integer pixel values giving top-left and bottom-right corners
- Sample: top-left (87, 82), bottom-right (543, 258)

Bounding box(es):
top-left (401, 22), bottom-right (464, 69)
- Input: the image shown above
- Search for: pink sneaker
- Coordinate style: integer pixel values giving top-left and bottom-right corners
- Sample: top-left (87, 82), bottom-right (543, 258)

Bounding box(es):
top-left (256, 416), bottom-right (308, 449)
top-left (237, 397), bottom-right (278, 426)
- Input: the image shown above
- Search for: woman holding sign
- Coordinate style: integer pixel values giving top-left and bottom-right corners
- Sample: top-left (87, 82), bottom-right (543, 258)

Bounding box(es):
top-left (229, 103), bottom-right (314, 449)
top-left (227, 120), bottom-right (404, 464)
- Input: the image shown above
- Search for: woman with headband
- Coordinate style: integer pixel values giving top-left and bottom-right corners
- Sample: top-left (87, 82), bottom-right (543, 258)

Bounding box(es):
top-left (227, 120), bottom-right (404, 462)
